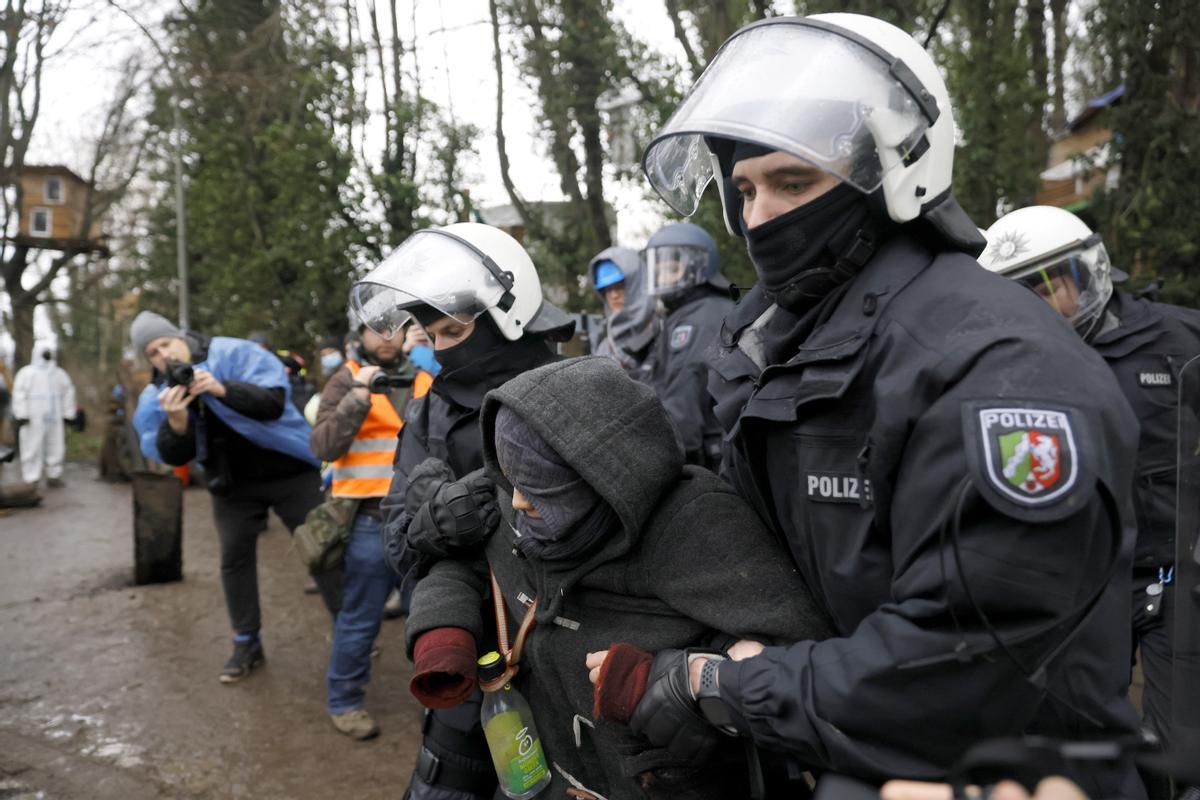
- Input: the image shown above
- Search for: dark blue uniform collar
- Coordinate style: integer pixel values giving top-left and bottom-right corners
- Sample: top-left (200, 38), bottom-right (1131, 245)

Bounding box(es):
top-left (711, 232), bottom-right (937, 429)
top-left (1090, 290), bottom-right (1164, 357)
top-left (723, 231), bottom-right (936, 367)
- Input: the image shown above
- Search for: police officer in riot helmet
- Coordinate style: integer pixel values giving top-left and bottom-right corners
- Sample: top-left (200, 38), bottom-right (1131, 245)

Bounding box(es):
top-left (982, 206), bottom-right (1200, 799)
top-left (639, 222), bottom-right (732, 471)
top-left (350, 222), bottom-right (573, 800)
top-left (596, 13), bottom-right (1145, 797)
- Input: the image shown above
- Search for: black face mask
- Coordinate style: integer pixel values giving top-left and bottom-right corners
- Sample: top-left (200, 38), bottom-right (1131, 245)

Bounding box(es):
top-left (741, 182), bottom-right (871, 305)
top-left (432, 315), bottom-right (554, 409)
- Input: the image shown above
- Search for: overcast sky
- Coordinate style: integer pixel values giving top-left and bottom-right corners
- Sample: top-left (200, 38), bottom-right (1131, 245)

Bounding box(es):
top-left (30, 0), bottom-right (714, 242)
top-left (7, 0), bottom-right (728, 357)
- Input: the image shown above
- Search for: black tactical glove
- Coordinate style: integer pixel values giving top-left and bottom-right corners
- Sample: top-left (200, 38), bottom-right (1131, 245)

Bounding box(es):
top-left (380, 512), bottom-right (414, 578)
top-left (407, 467), bottom-right (500, 560)
top-left (405, 457), bottom-right (456, 516)
top-left (629, 649), bottom-right (726, 766)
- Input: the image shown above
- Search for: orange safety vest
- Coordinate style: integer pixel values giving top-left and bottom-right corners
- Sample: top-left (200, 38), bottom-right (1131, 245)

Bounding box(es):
top-left (330, 361), bottom-right (433, 499)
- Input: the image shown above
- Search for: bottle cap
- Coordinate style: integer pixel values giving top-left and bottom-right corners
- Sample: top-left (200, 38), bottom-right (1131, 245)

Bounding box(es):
top-left (478, 651), bottom-right (506, 683)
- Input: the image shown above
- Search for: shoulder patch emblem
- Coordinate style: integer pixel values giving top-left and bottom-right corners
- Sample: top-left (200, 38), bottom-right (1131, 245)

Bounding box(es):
top-left (670, 324), bottom-right (694, 350)
top-left (978, 407), bottom-right (1078, 505)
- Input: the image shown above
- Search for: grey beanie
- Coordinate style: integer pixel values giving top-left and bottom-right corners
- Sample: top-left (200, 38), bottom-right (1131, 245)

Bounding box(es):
top-left (130, 311), bottom-right (183, 356)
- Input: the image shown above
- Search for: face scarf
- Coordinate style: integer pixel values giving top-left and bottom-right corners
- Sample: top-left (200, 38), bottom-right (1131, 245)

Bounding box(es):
top-left (741, 181), bottom-right (872, 309)
top-left (427, 313), bottom-right (555, 409)
top-left (493, 404), bottom-right (619, 562)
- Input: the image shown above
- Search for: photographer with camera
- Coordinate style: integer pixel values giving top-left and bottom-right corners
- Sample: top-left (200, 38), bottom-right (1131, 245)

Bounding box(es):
top-left (130, 310), bottom-right (342, 684)
top-left (308, 316), bottom-right (433, 740)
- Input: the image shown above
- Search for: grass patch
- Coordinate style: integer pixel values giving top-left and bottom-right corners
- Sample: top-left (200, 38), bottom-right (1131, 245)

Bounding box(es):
top-left (66, 428), bottom-right (104, 462)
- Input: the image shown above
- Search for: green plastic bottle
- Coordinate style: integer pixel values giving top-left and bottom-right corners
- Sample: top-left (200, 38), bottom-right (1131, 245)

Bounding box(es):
top-left (478, 651), bottom-right (551, 799)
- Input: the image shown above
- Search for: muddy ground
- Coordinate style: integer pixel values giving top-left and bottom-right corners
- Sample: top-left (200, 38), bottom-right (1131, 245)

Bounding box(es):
top-left (0, 462), bottom-right (425, 799)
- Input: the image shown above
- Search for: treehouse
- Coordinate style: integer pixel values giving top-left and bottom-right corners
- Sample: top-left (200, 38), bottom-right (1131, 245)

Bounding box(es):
top-left (6, 165), bottom-right (109, 255)
top-left (1034, 85), bottom-right (1124, 213)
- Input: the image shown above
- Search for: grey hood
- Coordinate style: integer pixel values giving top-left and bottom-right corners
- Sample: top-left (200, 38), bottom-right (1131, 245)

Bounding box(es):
top-left (481, 356), bottom-right (684, 553)
top-left (587, 246), bottom-right (641, 298)
top-left (587, 247), bottom-right (660, 356)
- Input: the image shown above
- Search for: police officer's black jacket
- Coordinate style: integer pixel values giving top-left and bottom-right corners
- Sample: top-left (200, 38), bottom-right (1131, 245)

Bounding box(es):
top-left (641, 287), bottom-right (733, 469)
top-left (405, 357), bottom-right (834, 800)
top-left (1090, 289), bottom-right (1200, 567)
top-left (708, 231), bottom-right (1143, 794)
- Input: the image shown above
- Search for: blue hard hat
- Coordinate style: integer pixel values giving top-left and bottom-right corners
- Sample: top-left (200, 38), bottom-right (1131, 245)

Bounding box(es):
top-left (592, 259), bottom-right (626, 291)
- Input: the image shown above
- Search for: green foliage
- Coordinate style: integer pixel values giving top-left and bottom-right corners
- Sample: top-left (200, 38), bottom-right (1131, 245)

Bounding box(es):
top-left (936, 1), bottom-right (1050, 225)
top-left (139, 0), bottom-right (367, 351)
top-left (494, 0), bottom-right (622, 310)
top-left (1081, 0), bottom-right (1200, 307)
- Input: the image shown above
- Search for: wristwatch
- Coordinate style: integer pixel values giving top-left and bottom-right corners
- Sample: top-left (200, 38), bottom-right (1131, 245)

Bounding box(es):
top-left (694, 658), bottom-right (737, 734)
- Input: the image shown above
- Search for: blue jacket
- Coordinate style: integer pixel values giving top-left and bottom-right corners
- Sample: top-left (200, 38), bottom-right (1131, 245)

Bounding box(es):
top-left (133, 336), bottom-right (318, 467)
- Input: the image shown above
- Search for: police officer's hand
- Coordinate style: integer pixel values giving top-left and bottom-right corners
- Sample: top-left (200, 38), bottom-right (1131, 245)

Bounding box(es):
top-left (411, 469), bottom-right (500, 556)
top-left (725, 639), bottom-right (765, 663)
top-left (627, 649), bottom-right (726, 766)
top-left (405, 458), bottom-right (456, 516)
top-left (188, 368), bottom-right (226, 399)
top-left (157, 384), bottom-right (195, 434)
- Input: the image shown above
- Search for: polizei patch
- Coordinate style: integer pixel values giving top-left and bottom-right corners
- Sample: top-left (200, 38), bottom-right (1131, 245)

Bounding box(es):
top-left (978, 407), bottom-right (1078, 505)
top-left (1138, 371), bottom-right (1172, 387)
top-left (805, 471), bottom-right (872, 505)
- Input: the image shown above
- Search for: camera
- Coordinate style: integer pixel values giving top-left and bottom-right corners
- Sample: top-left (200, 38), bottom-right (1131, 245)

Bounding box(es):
top-left (164, 358), bottom-right (195, 388)
top-left (368, 371), bottom-right (406, 394)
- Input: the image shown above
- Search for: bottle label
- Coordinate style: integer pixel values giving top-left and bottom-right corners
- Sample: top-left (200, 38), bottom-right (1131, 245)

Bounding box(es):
top-left (484, 709), bottom-right (549, 794)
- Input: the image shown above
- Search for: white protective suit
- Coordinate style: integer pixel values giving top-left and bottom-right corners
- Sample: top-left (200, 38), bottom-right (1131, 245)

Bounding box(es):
top-left (12, 342), bottom-right (76, 483)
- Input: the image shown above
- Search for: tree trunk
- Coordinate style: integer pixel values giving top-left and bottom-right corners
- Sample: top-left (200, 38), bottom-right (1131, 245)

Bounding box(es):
top-left (1049, 0), bottom-right (1068, 131)
top-left (664, 0), bottom-right (703, 75)
top-left (10, 291), bottom-right (35, 371)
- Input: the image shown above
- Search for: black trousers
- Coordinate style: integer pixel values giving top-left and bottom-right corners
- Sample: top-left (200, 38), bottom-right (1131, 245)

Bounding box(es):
top-left (1132, 567), bottom-right (1176, 800)
top-left (211, 469), bottom-right (342, 634)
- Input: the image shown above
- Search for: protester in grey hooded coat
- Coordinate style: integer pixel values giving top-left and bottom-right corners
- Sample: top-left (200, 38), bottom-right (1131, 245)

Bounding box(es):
top-left (403, 356), bottom-right (833, 800)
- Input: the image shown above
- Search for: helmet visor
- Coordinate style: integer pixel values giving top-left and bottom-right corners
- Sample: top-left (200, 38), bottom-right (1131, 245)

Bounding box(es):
top-left (350, 229), bottom-right (512, 339)
top-left (1012, 239), bottom-right (1113, 333)
top-left (643, 20), bottom-right (933, 216)
top-left (645, 245), bottom-right (710, 296)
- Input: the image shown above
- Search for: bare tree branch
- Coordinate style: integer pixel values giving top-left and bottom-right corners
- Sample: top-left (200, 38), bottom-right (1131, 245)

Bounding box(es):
top-left (922, 0), bottom-right (951, 49)
top-left (664, 0), bottom-right (702, 75)
top-left (488, 0), bottom-right (544, 240)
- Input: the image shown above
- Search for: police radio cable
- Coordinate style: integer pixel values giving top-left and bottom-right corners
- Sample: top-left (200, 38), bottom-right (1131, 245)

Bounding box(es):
top-left (903, 474), bottom-right (1124, 730)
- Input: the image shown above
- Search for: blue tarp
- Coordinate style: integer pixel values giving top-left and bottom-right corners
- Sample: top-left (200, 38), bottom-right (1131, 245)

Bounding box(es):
top-left (133, 336), bottom-right (318, 467)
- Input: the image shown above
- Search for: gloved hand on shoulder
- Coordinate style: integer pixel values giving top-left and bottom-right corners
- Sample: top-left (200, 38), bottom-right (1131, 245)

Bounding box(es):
top-left (380, 457), bottom-right (456, 576)
top-left (405, 457), bottom-right (456, 515)
top-left (407, 467), bottom-right (500, 560)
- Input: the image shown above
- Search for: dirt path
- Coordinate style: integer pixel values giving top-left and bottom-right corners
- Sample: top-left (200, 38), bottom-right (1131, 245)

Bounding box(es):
top-left (0, 463), bottom-right (425, 799)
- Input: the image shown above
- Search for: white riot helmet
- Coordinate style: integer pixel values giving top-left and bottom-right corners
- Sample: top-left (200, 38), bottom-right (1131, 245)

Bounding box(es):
top-left (642, 14), bottom-right (982, 252)
top-left (350, 222), bottom-right (573, 342)
top-left (979, 206), bottom-right (1115, 338)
